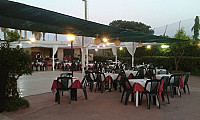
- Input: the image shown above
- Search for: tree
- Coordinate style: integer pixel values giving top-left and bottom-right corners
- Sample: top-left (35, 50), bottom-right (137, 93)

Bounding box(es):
top-left (191, 16), bottom-right (200, 41)
top-left (109, 20), bottom-right (154, 34)
top-left (0, 30), bottom-right (32, 112)
top-left (169, 28), bottom-right (190, 71)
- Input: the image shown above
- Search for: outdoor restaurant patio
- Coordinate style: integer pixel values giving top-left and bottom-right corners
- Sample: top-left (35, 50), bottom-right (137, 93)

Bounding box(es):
top-left (1, 71), bottom-right (200, 120)
top-left (0, 1), bottom-right (200, 120)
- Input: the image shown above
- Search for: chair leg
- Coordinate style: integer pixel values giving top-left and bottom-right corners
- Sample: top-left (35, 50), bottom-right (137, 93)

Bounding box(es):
top-left (121, 91), bottom-right (125, 103)
top-left (82, 87), bottom-right (87, 100)
top-left (183, 86), bottom-right (186, 93)
top-left (161, 92), bottom-right (165, 102)
top-left (131, 93), bottom-right (134, 102)
top-left (170, 85), bottom-right (174, 98)
top-left (156, 95), bottom-right (161, 109)
top-left (125, 91), bottom-right (130, 105)
top-left (146, 93), bottom-right (150, 109)
top-left (186, 84), bottom-right (190, 95)
top-left (68, 89), bottom-right (71, 104)
top-left (178, 87), bottom-right (181, 97)
top-left (58, 90), bottom-right (61, 104)
top-left (101, 82), bottom-right (104, 93)
top-left (166, 92), bottom-right (170, 104)
top-left (140, 92), bottom-right (143, 104)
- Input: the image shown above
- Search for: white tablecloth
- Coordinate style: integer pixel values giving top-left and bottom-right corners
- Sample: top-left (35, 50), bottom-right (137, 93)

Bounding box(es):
top-left (156, 69), bottom-right (167, 74)
top-left (125, 70), bottom-right (138, 77)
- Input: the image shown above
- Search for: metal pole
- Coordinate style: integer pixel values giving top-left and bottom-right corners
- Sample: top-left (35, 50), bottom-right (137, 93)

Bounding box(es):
top-left (84, 0), bottom-right (87, 20)
top-left (71, 41), bottom-right (74, 77)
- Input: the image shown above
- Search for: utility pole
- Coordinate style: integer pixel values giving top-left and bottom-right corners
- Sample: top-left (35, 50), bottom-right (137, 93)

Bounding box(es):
top-left (82, 0), bottom-right (87, 77)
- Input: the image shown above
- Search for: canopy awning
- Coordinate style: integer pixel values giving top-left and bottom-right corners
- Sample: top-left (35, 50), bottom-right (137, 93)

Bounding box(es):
top-left (0, 0), bottom-right (184, 43)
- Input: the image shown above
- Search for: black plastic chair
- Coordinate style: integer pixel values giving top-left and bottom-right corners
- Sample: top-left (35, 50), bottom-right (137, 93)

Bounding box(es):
top-left (120, 77), bottom-right (134, 105)
top-left (135, 69), bottom-right (145, 79)
top-left (60, 73), bottom-right (73, 77)
top-left (169, 74), bottom-right (183, 98)
top-left (95, 72), bottom-right (106, 93)
top-left (85, 72), bottom-right (95, 92)
top-left (55, 77), bottom-right (73, 104)
top-left (183, 72), bottom-right (190, 94)
top-left (141, 80), bottom-right (161, 109)
top-left (160, 76), bottom-right (170, 104)
top-left (146, 68), bottom-right (156, 80)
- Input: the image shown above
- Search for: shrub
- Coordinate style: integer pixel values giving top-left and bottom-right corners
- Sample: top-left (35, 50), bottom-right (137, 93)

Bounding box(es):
top-left (4, 97), bottom-right (30, 111)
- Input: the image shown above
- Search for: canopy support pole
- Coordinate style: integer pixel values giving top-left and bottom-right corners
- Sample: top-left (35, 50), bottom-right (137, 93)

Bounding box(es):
top-left (86, 47), bottom-right (88, 70)
top-left (132, 55), bottom-right (134, 67)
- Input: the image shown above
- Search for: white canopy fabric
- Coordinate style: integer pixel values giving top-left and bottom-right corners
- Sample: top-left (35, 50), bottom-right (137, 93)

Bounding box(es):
top-left (52, 45), bottom-right (58, 71)
top-left (125, 42), bottom-right (138, 67)
top-left (112, 47), bottom-right (117, 62)
top-left (76, 36), bottom-right (92, 78)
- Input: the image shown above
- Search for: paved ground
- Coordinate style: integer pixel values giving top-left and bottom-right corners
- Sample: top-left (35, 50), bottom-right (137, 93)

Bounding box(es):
top-left (17, 70), bottom-right (83, 97)
top-left (1, 71), bottom-right (200, 120)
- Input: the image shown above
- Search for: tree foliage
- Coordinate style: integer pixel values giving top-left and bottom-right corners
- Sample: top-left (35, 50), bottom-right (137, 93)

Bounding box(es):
top-left (0, 30), bottom-right (32, 99)
top-left (109, 20), bottom-right (154, 34)
top-left (169, 28), bottom-right (190, 71)
top-left (191, 16), bottom-right (200, 40)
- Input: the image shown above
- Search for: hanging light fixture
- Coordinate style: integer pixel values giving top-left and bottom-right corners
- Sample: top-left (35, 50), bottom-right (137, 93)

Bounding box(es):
top-left (94, 37), bottom-right (101, 45)
top-left (146, 45), bottom-right (151, 49)
top-left (115, 39), bottom-right (121, 46)
top-left (103, 38), bottom-right (108, 43)
top-left (138, 41), bottom-right (142, 47)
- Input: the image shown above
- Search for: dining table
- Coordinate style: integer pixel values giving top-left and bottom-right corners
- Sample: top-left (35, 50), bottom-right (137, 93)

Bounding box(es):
top-left (51, 77), bottom-right (82, 101)
top-left (125, 70), bottom-right (138, 77)
top-left (128, 79), bottom-right (149, 106)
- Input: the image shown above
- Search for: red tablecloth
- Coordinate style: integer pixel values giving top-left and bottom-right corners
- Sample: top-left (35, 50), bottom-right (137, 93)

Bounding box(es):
top-left (51, 79), bottom-right (82, 94)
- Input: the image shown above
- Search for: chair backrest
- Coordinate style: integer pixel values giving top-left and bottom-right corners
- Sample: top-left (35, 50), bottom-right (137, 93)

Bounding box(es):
top-left (146, 68), bottom-right (156, 79)
top-left (184, 72), bottom-right (190, 84)
top-left (144, 80), bottom-right (160, 94)
top-left (169, 74), bottom-right (183, 86)
top-left (60, 73), bottom-right (72, 77)
top-left (161, 76), bottom-right (169, 92)
top-left (85, 72), bottom-right (95, 82)
top-left (57, 77), bottom-right (73, 90)
top-left (120, 76), bottom-right (132, 91)
top-left (95, 72), bottom-right (106, 82)
top-left (135, 69), bottom-right (145, 79)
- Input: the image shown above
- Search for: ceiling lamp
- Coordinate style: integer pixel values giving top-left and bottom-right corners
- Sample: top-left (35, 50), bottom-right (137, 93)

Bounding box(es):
top-left (115, 39), bottom-right (121, 46)
top-left (29, 37), bottom-right (36, 44)
top-left (161, 45), bottom-right (169, 48)
top-left (119, 47), bottom-right (123, 50)
top-left (66, 34), bottom-right (75, 42)
top-left (103, 38), bottom-right (108, 43)
top-left (94, 37), bottom-right (101, 45)
top-left (138, 42), bottom-right (142, 47)
top-left (146, 45), bottom-right (151, 49)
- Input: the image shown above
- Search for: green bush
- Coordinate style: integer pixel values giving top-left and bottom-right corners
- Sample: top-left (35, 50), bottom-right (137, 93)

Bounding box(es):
top-left (4, 97), bottom-right (30, 111)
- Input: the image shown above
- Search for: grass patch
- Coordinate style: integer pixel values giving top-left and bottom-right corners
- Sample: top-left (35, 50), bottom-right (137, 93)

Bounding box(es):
top-left (4, 97), bottom-right (30, 111)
